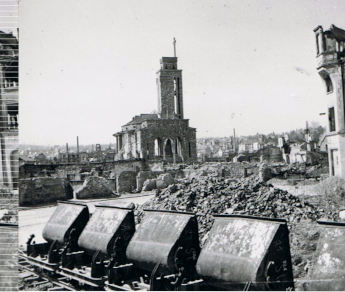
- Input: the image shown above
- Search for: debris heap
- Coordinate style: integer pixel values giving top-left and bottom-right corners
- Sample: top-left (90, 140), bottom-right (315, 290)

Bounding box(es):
top-left (76, 176), bottom-right (118, 199)
top-left (136, 169), bottom-right (342, 282)
top-left (137, 173), bottom-right (338, 232)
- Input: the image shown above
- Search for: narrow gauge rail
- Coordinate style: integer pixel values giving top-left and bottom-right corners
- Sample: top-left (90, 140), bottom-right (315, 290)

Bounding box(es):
top-left (18, 201), bottom-right (345, 291)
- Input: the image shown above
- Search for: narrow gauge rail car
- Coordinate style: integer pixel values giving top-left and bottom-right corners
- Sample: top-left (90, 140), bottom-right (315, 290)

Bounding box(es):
top-left (22, 201), bottom-right (297, 291)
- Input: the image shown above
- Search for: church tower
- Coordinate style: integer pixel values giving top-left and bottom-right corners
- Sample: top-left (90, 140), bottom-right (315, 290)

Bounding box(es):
top-left (114, 38), bottom-right (197, 164)
top-left (156, 39), bottom-right (184, 119)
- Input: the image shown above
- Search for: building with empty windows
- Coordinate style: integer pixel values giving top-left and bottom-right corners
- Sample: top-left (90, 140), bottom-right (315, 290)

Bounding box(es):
top-left (314, 24), bottom-right (345, 177)
top-left (114, 56), bottom-right (197, 163)
top-left (0, 30), bottom-right (18, 189)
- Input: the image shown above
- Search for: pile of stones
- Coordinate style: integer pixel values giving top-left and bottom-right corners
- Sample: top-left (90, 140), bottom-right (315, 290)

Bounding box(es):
top-left (76, 176), bottom-right (118, 199)
top-left (135, 169), bottom-right (342, 281)
top-left (137, 173), bottom-right (338, 233)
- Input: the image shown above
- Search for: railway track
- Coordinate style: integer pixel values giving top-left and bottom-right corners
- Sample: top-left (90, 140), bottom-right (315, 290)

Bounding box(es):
top-left (19, 252), bottom-right (80, 291)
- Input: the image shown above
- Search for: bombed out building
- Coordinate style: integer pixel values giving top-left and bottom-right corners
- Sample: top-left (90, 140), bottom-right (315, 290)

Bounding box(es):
top-left (314, 24), bottom-right (345, 178)
top-left (0, 30), bottom-right (18, 189)
top-left (114, 55), bottom-right (197, 163)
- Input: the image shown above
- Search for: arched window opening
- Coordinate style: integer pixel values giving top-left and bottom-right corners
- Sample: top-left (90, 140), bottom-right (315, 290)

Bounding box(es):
top-left (154, 138), bottom-right (163, 156)
top-left (174, 78), bottom-right (180, 118)
top-left (329, 107), bottom-right (336, 132)
top-left (174, 95), bottom-right (178, 117)
top-left (165, 139), bottom-right (173, 157)
top-left (188, 142), bottom-right (192, 157)
top-left (324, 75), bottom-right (333, 93)
top-left (176, 137), bottom-right (183, 157)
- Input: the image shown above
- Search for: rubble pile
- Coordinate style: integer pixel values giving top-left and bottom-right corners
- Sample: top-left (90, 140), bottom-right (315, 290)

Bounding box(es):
top-left (76, 176), bottom-right (118, 199)
top-left (136, 168), bottom-right (342, 281)
top-left (138, 173), bottom-right (338, 231)
top-left (305, 164), bottom-right (329, 177)
top-left (275, 162), bottom-right (329, 178)
top-left (0, 188), bottom-right (17, 223)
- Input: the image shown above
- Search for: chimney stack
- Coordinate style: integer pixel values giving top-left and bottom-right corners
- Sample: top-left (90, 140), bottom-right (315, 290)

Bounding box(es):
top-left (77, 136), bottom-right (79, 155)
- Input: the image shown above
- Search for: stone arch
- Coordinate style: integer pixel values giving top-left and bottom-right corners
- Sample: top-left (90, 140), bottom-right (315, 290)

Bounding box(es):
top-left (319, 69), bottom-right (333, 94)
top-left (164, 138), bottom-right (173, 158)
top-left (175, 137), bottom-right (183, 162)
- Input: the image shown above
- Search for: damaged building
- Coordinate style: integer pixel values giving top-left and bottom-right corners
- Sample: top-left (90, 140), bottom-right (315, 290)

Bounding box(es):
top-left (314, 24), bottom-right (345, 178)
top-left (114, 55), bottom-right (197, 163)
top-left (0, 30), bottom-right (18, 189)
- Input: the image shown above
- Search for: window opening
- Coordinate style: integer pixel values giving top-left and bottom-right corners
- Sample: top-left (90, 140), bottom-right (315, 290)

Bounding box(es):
top-left (329, 107), bottom-right (336, 132)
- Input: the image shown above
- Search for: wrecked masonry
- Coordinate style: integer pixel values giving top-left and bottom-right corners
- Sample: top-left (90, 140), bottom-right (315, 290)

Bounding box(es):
top-left (113, 56), bottom-right (197, 164)
top-left (18, 27), bottom-right (345, 291)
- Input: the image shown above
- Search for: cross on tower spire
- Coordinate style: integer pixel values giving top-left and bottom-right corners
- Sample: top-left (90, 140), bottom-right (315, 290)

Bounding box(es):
top-left (173, 38), bottom-right (176, 57)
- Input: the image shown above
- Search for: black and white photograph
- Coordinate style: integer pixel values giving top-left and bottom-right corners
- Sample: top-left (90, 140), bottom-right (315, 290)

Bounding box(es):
top-left (14, 0), bottom-right (345, 291)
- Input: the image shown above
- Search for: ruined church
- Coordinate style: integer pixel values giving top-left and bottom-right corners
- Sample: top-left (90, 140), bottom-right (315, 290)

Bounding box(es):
top-left (114, 50), bottom-right (197, 163)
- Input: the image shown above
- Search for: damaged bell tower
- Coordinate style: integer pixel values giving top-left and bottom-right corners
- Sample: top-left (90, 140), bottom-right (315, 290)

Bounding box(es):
top-left (114, 39), bottom-right (197, 163)
top-left (157, 56), bottom-right (184, 119)
top-left (314, 24), bottom-right (345, 178)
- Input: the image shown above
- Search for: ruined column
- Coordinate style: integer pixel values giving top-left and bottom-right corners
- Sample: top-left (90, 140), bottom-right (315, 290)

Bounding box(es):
top-left (163, 140), bottom-right (166, 161)
top-left (172, 140), bottom-right (176, 164)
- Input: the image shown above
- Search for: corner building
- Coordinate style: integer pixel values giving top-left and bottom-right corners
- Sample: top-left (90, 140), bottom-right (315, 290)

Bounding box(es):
top-left (114, 57), bottom-right (197, 163)
top-left (0, 31), bottom-right (18, 189)
top-left (314, 24), bottom-right (345, 177)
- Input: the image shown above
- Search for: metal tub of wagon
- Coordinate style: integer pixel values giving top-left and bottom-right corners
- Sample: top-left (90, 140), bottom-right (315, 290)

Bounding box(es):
top-left (196, 214), bottom-right (294, 291)
top-left (26, 201), bottom-right (90, 272)
top-left (305, 221), bottom-right (345, 291)
top-left (118, 209), bottom-right (201, 291)
top-left (59, 205), bottom-right (136, 289)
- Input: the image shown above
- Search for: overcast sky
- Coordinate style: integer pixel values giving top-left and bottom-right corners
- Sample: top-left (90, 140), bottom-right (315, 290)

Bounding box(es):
top-left (19, 0), bottom-right (345, 146)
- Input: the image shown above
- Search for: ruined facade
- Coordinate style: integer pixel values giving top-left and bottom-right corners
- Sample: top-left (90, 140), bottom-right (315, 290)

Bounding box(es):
top-left (314, 25), bottom-right (345, 177)
top-left (0, 31), bottom-right (18, 189)
top-left (114, 56), bottom-right (197, 163)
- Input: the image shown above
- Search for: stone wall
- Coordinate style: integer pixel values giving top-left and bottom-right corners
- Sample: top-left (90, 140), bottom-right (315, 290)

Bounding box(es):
top-left (112, 160), bottom-right (147, 177)
top-left (217, 164), bottom-right (259, 178)
top-left (19, 177), bottom-right (73, 206)
top-left (256, 146), bottom-right (283, 163)
top-left (19, 161), bottom-right (135, 179)
top-left (140, 119), bottom-right (197, 163)
top-left (19, 164), bottom-right (59, 178)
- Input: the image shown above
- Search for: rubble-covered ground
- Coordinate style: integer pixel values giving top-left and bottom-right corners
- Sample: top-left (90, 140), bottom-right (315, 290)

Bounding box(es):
top-left (270, 161), bottom-right (329, 178)
top-left (268, 177), bottom-right (321, 197)
top-left (135, 164), bottom-right (344, 291)
top-left (0, 188), bottom-right (18, 223)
